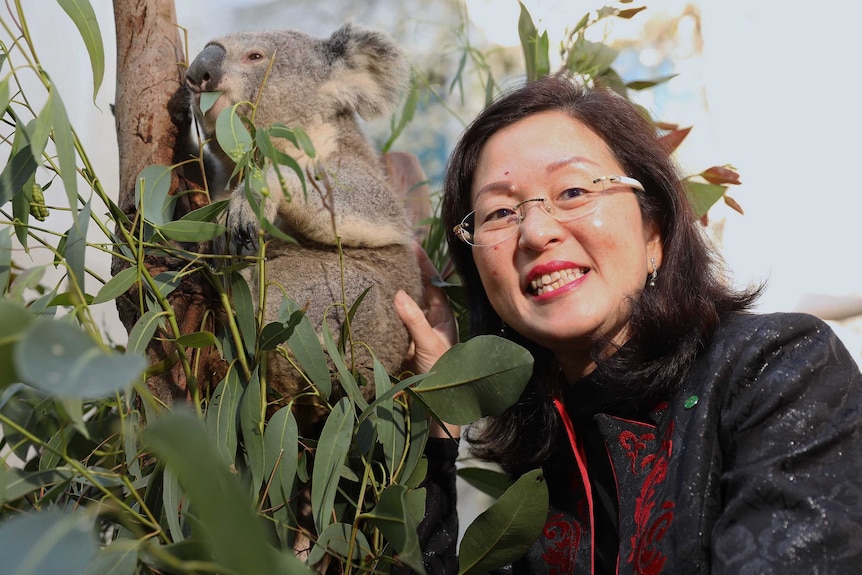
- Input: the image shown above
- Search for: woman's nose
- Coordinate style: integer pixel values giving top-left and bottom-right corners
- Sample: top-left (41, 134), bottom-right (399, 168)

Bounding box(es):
top-left (517, 202), bottom-right (565, 250)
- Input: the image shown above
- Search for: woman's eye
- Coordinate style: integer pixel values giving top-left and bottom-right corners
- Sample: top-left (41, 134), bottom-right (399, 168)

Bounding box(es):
top-left (559, 187), bottom-right (587, 201)
top-left (482, 207), bottom-right (517, 222)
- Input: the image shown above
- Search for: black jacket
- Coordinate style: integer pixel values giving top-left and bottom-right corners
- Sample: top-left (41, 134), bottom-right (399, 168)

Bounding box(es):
top-left (418, 312), bottom-right (862, 574)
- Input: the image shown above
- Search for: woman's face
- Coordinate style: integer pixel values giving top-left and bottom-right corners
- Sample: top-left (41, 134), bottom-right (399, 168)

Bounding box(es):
top-left (470, 110), bottom-right (663, 378)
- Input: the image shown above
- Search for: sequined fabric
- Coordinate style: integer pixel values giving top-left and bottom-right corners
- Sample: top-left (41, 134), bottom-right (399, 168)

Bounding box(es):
top-left (420, 312), bottom-right (862, 574)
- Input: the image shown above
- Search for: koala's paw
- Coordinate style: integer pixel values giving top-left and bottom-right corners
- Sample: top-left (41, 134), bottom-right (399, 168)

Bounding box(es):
top-left (226, 200), bottom-right (261, 256)
top-left (168, 85), bottom-right (194, 130)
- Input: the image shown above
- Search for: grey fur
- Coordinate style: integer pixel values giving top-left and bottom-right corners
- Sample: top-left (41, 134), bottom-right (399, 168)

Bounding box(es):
top-left (182, 24), bottom-right (422, 429)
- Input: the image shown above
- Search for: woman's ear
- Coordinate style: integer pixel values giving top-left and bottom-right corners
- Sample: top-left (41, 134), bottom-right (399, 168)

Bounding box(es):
top-left (644, 221), bottom-right (663, 270)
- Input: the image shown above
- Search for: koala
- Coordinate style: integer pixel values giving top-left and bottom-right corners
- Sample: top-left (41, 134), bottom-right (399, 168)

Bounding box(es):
top-left (178, 24), bottom-right (423, 431)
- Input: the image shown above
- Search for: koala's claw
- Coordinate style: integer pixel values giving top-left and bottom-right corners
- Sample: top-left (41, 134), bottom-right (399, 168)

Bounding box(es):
top-left (230, 224), bottom-right (259, 256)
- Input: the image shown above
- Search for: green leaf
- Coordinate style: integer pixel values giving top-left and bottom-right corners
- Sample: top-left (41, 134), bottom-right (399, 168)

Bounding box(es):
top-left (30, 92), bottom-right (54, 161)
top-left (1, 468), bottom-right (74, 504)
top-left (63, 198), bottom-right (91, 294)
top-left (307, 522), bottom-right (373, 567)
top-left (0, 299), bottom-right (33, 388)
top-left (175, 331), bottom-right (218, 348)
top-left (239, 369), bottom-right (266, 492)
top-left (0, 145), bottom-right (39, 208)
top-left (92, 265), bottom-right (138, 305)
top-left (126, 310), bottom-right (163, 355)
top-left (263, 405), bottom-right (298, 510)
top-left (627, 74), bottom-right (678, 91)
top-left (141, 410), bottom-right (311, 575)
top-left (152, 271), bottom-right (182, 298)
top-left (216, 105), bottom-right (253, 163)
top-left (412, 335), bottom-right (533, 425)
top-left (136, 164), bottom-right (174, 226)
top-left (311, 397), bottom-right (354, 533)
top-left (83, 539), bottom-right (139, 575)
top-left (57, 0), bottom-right (105, 100)
top-left (49, 88), bottom-right (78, 208)
top-left (458, 469), bottom-right (548, 575)
top-left (163, 465), bottom-right (186, 543)
top-left (0, 509), bottom-right (98, 575)
top-left (361, 484), bottom-right (426, 575)
top-left (457, 466), bottom-right (513, 499)
top-left (206, 371), bottom-right (241, 468)
top-left (15, 317), bottom-right (146, 398)
top-left (322, 322), bottom-right (367, 409)
top-left (517, 2), bottom-right (549, 81)
top-left (229, 271), bottom-right (256, 357)
top-left (39, 426), bottom-right (73, 471)
top-left (278, 297), bottom-right (330, 396)
top-left (157, 220), bottom-right (226, 242)
top-left (0, 226), bottom-right (12, 293)
top-left (685, 180), bottom-right (727, 218)
top-left (179, 199), bottom-right (229, 222)
top-left (199, 91), bottom-right (221, 114)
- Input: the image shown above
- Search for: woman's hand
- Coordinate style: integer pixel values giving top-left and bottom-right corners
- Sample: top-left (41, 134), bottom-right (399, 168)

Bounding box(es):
top-left (395, 244), bottom-right (458, 375)
top-left (395, 244), bottom-right (460, 439)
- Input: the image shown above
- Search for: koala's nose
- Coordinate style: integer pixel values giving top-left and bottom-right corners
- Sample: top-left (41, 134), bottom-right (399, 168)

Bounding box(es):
top-left (186, 43), bottom-right (226, 92)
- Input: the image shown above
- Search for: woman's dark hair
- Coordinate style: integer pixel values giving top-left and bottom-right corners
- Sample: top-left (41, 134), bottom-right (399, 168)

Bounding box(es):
top-left (443, 75), bottom-right (760, 477)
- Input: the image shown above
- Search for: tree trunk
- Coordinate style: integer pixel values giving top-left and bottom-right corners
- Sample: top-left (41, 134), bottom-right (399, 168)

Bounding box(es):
top-left (112, 0), bottom-right (223, 405)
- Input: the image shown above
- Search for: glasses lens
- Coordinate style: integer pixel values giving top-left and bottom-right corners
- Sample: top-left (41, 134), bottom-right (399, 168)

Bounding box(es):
top-left (460, 175), bottom-right (642, 246)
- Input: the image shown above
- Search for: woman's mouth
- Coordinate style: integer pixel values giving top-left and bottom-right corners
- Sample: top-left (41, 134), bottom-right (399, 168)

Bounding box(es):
top-left (529, 267), bottom-right (588, 296)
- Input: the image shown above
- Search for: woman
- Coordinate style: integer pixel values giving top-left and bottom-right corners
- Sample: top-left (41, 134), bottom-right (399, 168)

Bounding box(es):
top-left (395, 75), bottom-right (862, 574)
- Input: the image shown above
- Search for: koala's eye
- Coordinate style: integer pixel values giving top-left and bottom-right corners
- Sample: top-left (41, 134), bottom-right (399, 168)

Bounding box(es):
top-left (246, 51), bottom-right (264, 62)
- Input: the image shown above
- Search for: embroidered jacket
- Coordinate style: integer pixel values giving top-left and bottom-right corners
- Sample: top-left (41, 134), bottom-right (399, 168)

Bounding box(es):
top-left (418, 312), bottom-right (862, 574)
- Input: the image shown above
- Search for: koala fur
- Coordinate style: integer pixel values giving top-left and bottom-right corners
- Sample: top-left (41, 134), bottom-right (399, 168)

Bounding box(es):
top-left (180, 24), bottom-right (423, 430)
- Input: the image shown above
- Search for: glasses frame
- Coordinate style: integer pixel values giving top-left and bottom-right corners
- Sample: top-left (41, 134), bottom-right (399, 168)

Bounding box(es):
top-left (453, 174), bottom-right (645, 247)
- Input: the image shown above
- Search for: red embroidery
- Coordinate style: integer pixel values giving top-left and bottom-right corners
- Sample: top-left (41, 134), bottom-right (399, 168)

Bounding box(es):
top-left (542, 513), bottom-right (581, 574)
top-left (619, 430), bottom-right (657, 474)
top-left (626, 422), bottom-right (675, 575)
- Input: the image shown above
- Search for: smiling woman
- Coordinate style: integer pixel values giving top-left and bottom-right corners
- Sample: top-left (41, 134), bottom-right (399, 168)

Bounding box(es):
top-left (395, 74), bottom-right (862, 573)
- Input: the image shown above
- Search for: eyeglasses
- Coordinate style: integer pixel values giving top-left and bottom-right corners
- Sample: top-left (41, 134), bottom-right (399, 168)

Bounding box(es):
top-left (453, 175), bottom-right (645, 247)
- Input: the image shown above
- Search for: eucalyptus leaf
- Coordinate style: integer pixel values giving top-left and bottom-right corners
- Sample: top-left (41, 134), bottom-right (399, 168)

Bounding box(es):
top-left (141, 410), bottom-right (311, 574)
top-left (174, 331), bottom-right (218, 349)
top-left (0, 145), bottom-right (39, 208)
top-left (136, 164), bottom-right (174, 226)
top-left (199, 91), bottom-right (222, 114)
top-left (263, 405), bottom-right (298, 504)
top-left (92, 265), bottom-right (138, 305)
top-left (179, 199), bottom-right (229, 222)
top-left (322, 322), bottom-right (367, 409)
top-left (457, 466), bottom-right (513, 500)
top-left (412, 335), bottom-right (533, 425)
top-left (205, 372), bottom-right (241, 468)
top-left (0, 509), bottom-right (97, 575)
top-left (83, 538), bottom-right (139, 575)
top-left (361, 484), bottom-right (426, 575)
top-left (49, 88), bottom-right (78, 208)
top-left (163, 466), bottom-right (185, 543)
top-left (1, 468), bottom-right (74, 504)
top-left (0, 299), bottom-right (33, 388)
top-left (458, 469), bottom-right (548, 575)
top-left (216, 105), bottom-right (253, 163)
top-left (685, 180), bottom-right (727, 218)
top-left (158, 220), bottom-right (227, 242)
top-left (307, 522), bottom-right (373, 566)
top-left (229, 271), bottom-right (256, 357)
top-left (239, 369), bottom-right (266, 493)
top-left (311, 397), bottom-right (354, 533)
top-left (278, 296), bottom-right (330, 396)
top-left (15, 317), bottom-right (146, 398)
top-left (30, 92), bottom-right (54, 161)
top-left (0, 226), bottom-right (12, 294)
top-left (125, 310), bottom-right (164, 356)
top-left (57, 0), bottom-right (105, 100)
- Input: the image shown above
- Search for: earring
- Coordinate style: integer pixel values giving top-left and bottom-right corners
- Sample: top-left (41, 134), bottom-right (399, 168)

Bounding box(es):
top-left (649, 257), bottom-right (658, 287)
top-left (499, 321), bottom-right (508, 336)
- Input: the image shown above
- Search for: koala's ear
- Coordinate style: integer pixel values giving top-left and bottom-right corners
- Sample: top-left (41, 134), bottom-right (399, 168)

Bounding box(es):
top-left (324, 23), bottom-right (410, 120)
